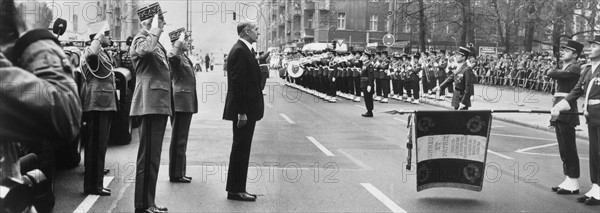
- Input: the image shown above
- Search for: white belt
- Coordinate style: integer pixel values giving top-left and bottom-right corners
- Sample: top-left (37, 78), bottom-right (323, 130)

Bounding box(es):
top-left (554, 92), bottom-right (568, 97)
top-left (589, 99), bottom-right (600, 106)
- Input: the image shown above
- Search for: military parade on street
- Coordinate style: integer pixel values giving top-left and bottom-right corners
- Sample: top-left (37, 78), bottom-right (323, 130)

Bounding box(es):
top-left (1, 0), bottom-right (600, 212)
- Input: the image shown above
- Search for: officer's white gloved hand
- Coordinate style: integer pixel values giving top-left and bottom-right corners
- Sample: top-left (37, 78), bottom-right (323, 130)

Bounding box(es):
top-left (367, 86), bottom-right (372, 93)
top-left (551, 100), bottom-right (571, 121)
top-left (149, 14), bottom-right (162, 36)
top-left (94, 23), bottom-right (109, 40)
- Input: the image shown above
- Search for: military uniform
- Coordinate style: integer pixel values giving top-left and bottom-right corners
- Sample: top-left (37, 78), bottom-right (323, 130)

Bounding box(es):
top-left (361, 51), bottom-right (375, 117)
top-left (548, 61), bottom-right (581, 180)
top-left (80, 38), bottom-right (118, 195)
top-left (439, 47), bottom-right (475, 110)
top-left (130, 28), bottom-right (172, 210)
top-left (168, 50), bottom-right (198, 181)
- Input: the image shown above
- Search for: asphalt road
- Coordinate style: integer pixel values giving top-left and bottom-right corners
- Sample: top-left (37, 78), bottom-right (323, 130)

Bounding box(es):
top-left (55, 66), bottom-right (599, 212)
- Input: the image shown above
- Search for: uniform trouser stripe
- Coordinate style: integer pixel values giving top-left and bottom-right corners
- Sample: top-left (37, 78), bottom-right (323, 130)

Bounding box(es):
top-left (554, 121), bottom-right (580, 178)
top-left (589, 125), bottom-right (600, 184)
top-left (135, 115), bottom-right (167, 209)
top-left (169, 112), bottom-right (193, 178)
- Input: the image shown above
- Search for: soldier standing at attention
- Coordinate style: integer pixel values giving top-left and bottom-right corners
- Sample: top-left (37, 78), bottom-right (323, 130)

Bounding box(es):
top-left (433, 47), bottom-right (475, 110)
top-left (168, 31), bottom-right (198, 183)
top-left (547, 40), bottom-right (583, 195)
top-left (361, 49), bottom-right (375, 117)
top-left (130, 12), bottom-right (171, 213)
top-left (81, 23), bottom-right (117, 196)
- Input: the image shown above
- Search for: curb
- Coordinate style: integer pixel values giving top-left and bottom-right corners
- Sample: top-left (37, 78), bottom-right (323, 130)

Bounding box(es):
top-left (419, 98), bottom-right (590, 140)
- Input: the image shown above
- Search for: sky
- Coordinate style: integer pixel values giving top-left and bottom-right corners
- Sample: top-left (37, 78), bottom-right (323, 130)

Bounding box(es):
top-left (46, 0), bottom-right (263, 56)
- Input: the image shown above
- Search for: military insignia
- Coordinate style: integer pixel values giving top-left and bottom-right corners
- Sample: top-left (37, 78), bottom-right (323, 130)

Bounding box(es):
top-left (137, 2), bottom-right (164, 22)
top-left (463, 163), bottom-right (481, 183)
top-left (466, 115), bottom-right (485, 133)
top-left (417, 117), bottom-right (435, 133)
top-left (418, 165), bottom-right (431, 183)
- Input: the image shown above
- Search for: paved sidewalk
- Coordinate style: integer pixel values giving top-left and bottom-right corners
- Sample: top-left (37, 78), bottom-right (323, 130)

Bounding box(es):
top-left (419, 84), bottom-right (589, 140)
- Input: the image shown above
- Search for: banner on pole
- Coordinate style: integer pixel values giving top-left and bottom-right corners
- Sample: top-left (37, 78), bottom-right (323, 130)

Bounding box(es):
top-left (414, 110), bottom-right (493, 192)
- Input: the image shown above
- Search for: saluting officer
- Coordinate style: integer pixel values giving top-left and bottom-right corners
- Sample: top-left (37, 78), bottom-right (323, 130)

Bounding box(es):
top-left (167, 31), bottom-right (198, 183)
top-left (361, 49), bottom-right (375, 117)
top-left (553, 35), bottom-right (600, 205)
top-left (81, 23), bottom-right (117, 196)
top-left (434, 47), bottom-right (475, 110)
top-left (547, 40), bottom-right (583, 195)
top-left (130, 11), bottom-right (171, 213)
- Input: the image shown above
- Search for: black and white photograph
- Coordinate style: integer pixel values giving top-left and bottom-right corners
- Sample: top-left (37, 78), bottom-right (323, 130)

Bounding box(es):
top-left (1, 0), bottom-right (600, 212)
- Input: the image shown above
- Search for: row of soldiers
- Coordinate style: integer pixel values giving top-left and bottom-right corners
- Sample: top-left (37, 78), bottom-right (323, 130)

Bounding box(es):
top-left (280, 49), bottom-right (463, 105)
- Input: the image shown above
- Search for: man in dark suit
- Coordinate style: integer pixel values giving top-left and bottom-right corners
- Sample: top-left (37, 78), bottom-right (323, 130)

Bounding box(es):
top-left (434, 47), bottom-right (475, 110)
top-left (553, 35), bottom-right (600, 205)
top-left (168, 31), bottom-right (198, 183)
top-left (222, 22), bottom-right (264, 202)
top-left (130, 13), bottom-right (171, 213)
top-left (81, 24), bottom-right (117, 196)
top-left (547, 40), bottom-right (583, 195)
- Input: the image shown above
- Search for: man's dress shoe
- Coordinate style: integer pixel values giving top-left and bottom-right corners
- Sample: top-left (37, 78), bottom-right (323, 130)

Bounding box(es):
top-left (556, 188), bottom-right (579, 195)
top-left (584, 197), bottom-right (600, 205)
top-left (551, 186), bottom-right (560, 192)
top-left (577, 196), bottom-right (590, 203)
top-left (227, 192), bottom-right (256, 201)
top-left (135, 205), bottom-right (168, 213)
top-left (361, 112), bottom-right (373, 117)
top-left (84, 188), bottom-right (111, 196)
top-left (169, 177), bottom-right (191, 183)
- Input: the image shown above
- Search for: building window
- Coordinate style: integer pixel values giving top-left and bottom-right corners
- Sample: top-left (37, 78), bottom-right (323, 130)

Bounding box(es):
top-left (338, 12), bottom-right (346, 30)
top-left (370, 15), bottom-right (378, 31)
top-left (404, 21), bottom-right (410, 33)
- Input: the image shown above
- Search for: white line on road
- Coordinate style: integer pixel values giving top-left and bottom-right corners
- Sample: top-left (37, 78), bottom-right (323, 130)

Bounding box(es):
top-left (487, 150), bottom-right (515, 160)
top-left (74, 176), bottom-right (114, 213)
top-left (361, 183), bottom-right (407, 213)
top-left (279, 113), bottom-right (296, 124)
top-left (492, 125), bottom-right (506, 128)
top-left (354, 105), bottom-right (367, 110)
top-left (515, 151), bottom-right (589, 160)
top-left (490, 133), bottom-right (555, 141)
top-left (394, 118), bottom-right (407, 123)
top-left (337, 149), bottom-right (371, 170)
top-left (306, 136), bottom-right (335, 156)
top-left (516, 143), bottom-right (557, 153)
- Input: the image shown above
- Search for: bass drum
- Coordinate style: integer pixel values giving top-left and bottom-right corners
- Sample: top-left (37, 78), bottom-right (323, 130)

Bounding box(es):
top-left (287, 61), bottom-right (303, 78)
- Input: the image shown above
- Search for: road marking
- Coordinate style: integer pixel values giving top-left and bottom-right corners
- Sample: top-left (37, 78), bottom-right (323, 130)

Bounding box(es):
top-left (516, 143), bottom-right (557, 153)
top-left (490, 133), bottom-right (555, 141)
top-left (394, 118), bottom-right (407, 123)
top-left (74, 176), bottom-right (114, 213)
top-left (279, 113), bottom-right (296, 124)
top-left (306, 136), bottom-right (335, 156)
top-left (515, 151), bottom-right (590, 160)
top-left (492, 125), bottom-right (506, 128)
top-left (361, 183), bottom-right (407, 213)
top-left (488, 150), bottom-right (515, 160)
top-left (354, 105), bottom-right (367, 110)
top-left (337, 149), bottom-right (371, 170)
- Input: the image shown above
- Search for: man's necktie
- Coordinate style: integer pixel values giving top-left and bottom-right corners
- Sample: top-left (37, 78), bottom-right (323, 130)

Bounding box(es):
top-left (251, 48), bottom-right (257, 56)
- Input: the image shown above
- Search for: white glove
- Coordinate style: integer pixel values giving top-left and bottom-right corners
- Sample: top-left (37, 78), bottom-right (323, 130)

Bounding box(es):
top-left (94, 22), bottom-right (109, 40)
top-left (431, 86), bottom-right (439, 93)
top-left (332, 77), bottom-right (336, 82)
top-left (459, 103), bottom-right (466, 109)
top-left (551, 100), bottom-right (571, 121)
top-left (149, 14), bottom-right (162, 36)
top-left (178, 31), bottom-right (186, 42)
top-left (367, 86), bottom-right (372, 93)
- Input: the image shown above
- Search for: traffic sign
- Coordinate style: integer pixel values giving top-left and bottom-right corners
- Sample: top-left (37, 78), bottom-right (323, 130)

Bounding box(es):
top-left (383, 34), bottom-right (395, 47)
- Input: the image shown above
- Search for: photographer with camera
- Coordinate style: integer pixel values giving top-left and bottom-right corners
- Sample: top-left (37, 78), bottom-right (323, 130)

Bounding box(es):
top-left (1, 0), bottom-right (82, 212)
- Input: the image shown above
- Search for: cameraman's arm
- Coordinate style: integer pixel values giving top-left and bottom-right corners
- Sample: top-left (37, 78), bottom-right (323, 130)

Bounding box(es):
top-left (1, 30), bottom-right (82, 144)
